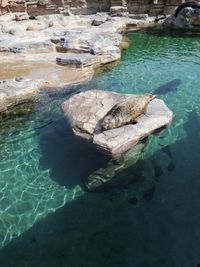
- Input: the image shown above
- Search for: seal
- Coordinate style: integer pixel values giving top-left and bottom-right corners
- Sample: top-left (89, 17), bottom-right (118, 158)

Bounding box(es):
top-left (101, 94), bottom-right (156, 130)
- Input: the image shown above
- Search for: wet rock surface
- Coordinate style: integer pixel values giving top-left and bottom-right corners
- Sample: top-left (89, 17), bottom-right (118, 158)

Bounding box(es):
top-left (62, 89), bottom-right (173, 158)
top-left (85, 143), bottom-right (145, 191)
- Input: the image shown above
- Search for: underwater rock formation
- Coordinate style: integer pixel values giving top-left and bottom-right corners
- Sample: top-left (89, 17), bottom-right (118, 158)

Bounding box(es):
top-left (62, 89), bottom-right (173, 158)
top-left (165, 0), bottom-right (200, 29)
top-left (85, 142), bottom-right (145, 191)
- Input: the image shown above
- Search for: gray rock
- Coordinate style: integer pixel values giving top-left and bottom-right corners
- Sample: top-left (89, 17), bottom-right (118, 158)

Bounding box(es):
top-left (9, 39), bottom-right (55, 53)
top-left (0, 36), bottom-right (20, 52)
top-left (110, 6), bottom-right (128, 15)
top-left (129, 14), bottom-right (149, 20)
top-left (165, 6), bottom-right (200, 28)
top-left (62, 89), bottom-right (173, 158)
top-left (92, 14), bottom-right (108, 26)
top-left (14, 12), bottom-right (29, 21)
top-left (56, 53), bottom-right (97, 68)
top-left (0, 78), bottom-right (46, 113)
top-left (15, 77), bottom-right (23, 82)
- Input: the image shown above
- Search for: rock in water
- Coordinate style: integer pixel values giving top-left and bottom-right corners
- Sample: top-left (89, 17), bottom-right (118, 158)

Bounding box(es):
top-left (62, 90), bottom-right (173, 158)
top-left (101, 94), bottom-right (156, 130)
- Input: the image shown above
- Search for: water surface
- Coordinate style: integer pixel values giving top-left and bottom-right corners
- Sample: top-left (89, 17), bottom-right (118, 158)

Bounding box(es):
top-left (0, 27), bottom-right (200, 267)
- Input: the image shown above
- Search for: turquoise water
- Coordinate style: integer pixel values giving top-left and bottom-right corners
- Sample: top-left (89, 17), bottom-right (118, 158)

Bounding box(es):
top-left (0, 100), bottom-right (84, 248)
top-left (88, 28), bottom-right (200, 159)
top-left (0, 27), bottom-right (200, 266)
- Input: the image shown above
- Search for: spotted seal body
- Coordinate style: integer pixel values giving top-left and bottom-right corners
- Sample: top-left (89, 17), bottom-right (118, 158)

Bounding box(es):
top-left (101, 94), bottom-right (156, 130)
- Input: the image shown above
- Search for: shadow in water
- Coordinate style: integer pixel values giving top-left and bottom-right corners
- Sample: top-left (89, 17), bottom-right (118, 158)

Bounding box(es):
top-left (38, 116), bottom-right (111, 190)
top-left (144, 26), bottom-right (200, 38)
top-left (0, 111), bottom-right (200, 267)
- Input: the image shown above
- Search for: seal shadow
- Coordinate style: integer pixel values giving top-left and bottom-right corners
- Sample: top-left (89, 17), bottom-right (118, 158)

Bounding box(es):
top-left (153, 79), bottom-right (182, 95)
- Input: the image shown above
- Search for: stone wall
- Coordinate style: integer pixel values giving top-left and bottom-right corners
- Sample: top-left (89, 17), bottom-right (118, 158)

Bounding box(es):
top-left (0, 0), bottom-right (183, 16)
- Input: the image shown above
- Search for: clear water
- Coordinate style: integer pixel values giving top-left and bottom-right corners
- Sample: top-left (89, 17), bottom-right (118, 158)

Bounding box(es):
top-left (0, 27), bottom-right (200, 266)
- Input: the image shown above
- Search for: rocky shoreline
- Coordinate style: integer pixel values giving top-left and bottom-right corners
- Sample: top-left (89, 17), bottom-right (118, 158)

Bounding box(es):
top-left (0, 11), bottom-right (159, 113)
top-left (1, 0), bottom-right (199, 113)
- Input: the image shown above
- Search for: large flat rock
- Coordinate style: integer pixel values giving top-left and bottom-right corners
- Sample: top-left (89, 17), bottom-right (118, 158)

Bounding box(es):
top-left (62, 89), bottom-right (173, 157)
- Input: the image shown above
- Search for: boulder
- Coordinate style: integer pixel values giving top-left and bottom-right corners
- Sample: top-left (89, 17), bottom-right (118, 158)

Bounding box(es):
top-left (165, 1), bottom-right (200, 29)
top-left (0, 78), bottom-right (46, 113)
top-left (62, 89), bottom-right (173, 158)
top-left (55, 27), bottom-right (122, 66)
top-left (56, 53), bottom-right (97, 68)
top-left (14, 12), bottom-right (29, 21)
top-left (92, 13), bottom-right (108, 26)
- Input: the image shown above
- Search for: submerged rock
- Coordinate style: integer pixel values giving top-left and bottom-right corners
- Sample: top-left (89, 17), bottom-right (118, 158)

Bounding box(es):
top-left (62, 90), bottom-right (173, 158)
top-left (85, 143), bottom-right (145, 191)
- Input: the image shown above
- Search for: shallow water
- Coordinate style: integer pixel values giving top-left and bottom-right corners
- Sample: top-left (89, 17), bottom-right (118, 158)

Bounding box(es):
top-left (0, 27), bottom-right (200, 266)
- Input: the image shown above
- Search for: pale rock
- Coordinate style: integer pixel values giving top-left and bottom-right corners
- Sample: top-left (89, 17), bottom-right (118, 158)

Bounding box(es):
top-left (0, 78), bottom-right (47, 113)
top-left (14, 12), bottom-right (29, 21)
top-left (92, 13), bottom-right (108, 26)
top-left (62, 89), bottom-right (173, 158)
top-left (9, 38), bottom-right (55, 53)
top-left (56, 53), bottom-right (97, 68)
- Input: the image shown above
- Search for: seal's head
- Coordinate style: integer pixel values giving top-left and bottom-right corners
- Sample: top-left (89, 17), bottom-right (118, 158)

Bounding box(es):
top-left (144, 93), bottom-right (157, 101)
top-left (101, 115), bottom-right (121, 130)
